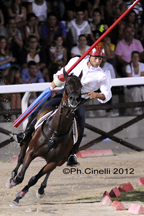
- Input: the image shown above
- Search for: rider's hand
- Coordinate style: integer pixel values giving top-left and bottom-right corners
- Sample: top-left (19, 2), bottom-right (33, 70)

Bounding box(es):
top-left (88, 91), bottom-right (97, 99)
top-left (50, 81), bottom-right (57, 91)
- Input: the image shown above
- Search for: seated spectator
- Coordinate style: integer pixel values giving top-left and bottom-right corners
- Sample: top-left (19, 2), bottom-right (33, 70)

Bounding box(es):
top-left (90, 8), bottom-right (108, 43)
top-left (0, 36), bottom-right (16, 77)
top-left (71, 34), bottom-right (90, 58)
top-left (99, 36), bottom-right (117, 68)
top-left (49, 35), bottom-right (67, 81)
top-left (0, 9), bottom-right (4, 30)
top-left (21, 60), bottom-right (45, 104)
top-left (104, 0), bottom-right (123, 26)
top-left (0, 17), bottom-right (23, 61)
top-left (19, 35), bottom-right (47, 71)
top-left (28, 0), bottom-right (51, 25)
top-left (115, 25), bottom-right (144, 77)
top-left (125, 51), bottom-right (144, 115)
top-left (50, 0), bottom-right (65, 20)
top-left (7, 0), bottom-right (27, 32)
top-left (24, 13), bottom-right (40, 40)
top-left (87, 0), bottom-right (105, 20)
top-left (4, 66), bottom-right (23, 120)
top-left (121, 0), bottom-right (143, 24)
top-left (67, 10), bottom-right (91, 46)
top-left (66, 0), bottom-right (88, 21)
top-left (118, 10), bottom-right (139, 40)
top-left (41, 12), bottom-right (66, 47)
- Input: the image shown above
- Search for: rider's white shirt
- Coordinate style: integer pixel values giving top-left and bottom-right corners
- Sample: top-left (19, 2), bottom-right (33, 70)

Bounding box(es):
top-left (55, 57), bottom-right (112, 103)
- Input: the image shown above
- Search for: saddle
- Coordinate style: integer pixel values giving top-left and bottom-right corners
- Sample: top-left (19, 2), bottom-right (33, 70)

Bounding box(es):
top-left (34, 111), bottom-right (78, 145)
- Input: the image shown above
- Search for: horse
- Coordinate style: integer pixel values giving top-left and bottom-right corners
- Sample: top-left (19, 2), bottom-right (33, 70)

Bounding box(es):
top-left (6, 68), bottom-right (83, 206)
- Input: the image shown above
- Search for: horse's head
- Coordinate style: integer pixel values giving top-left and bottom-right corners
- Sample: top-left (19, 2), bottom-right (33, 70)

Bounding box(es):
top-left (63, 68), bottom-right (83, 109)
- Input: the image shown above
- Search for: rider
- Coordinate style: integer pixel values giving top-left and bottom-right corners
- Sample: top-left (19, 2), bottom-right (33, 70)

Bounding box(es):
top-left (12, 45), bottom-right (112, 166)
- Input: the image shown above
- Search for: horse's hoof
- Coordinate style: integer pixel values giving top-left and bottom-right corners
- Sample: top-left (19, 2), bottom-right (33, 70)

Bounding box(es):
top-left (9, 201), bottom-right (19, 207)
top-left (36, 189), bottom-right (45, 199)
top-left (6, 178), bottom-right (13, 189)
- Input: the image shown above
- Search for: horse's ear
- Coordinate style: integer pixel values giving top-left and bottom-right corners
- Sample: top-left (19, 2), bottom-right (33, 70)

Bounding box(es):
top-left (79, 70), bottom-right (83, 80)
top-left (63, 68), bottom-right (68, 80)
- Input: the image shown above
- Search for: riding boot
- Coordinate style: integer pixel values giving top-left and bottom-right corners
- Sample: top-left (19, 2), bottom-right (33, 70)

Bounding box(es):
top-left (12, 117), bottom-right (37, 146)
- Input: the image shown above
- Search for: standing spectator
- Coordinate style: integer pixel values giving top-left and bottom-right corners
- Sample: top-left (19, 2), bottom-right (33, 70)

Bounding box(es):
top-left (49, 35), bottom-right (67, 81)
top-left (41, 12), bottom-right (67, 47)
top-left (125, 51), bottom-right (144, 115)
top-left (67, 10), bottom-right (91, 46)
top-left (66, 0), bottom-right (88, 21)
top-left (24, 13), bottom-right (40, 40)
top-left (0, 36), bottom-right (15, 76)
top-left (19, 35), bottom-right (47, 71)
top-left (71, 34), bottom-right (90, 58)
top-left (90, 8), bottom-right (108, 43)
top-left (7, 0), bottom-right (27, 31)
top-left (115, 25), bottom-right (144, 77)
top-left (0, 17), bottom-right (23, 61)
top-left (4, 66), bottom-right (23, 120)
top-left (28, 0), bottom-right (51, 25)
top-left (21, 60), bottom-right (45, 104)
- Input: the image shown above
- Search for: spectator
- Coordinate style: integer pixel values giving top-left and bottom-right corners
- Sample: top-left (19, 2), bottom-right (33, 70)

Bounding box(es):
top-left (125, 51), bottom-right (144, 115)
top-left (90, 8), bottom-right (108, 43)
top-left (100, 56), bottom-right (117, 117)
top-left (21, 60), bottom-right (45, 104)
top-left (4, 66), bottom-right (23, 120)
top-left (24, 13), bottom-right (40, 40)
top-left (7, 0), bottom-right (27, 31)
top-left (118, 10), bottom-right (139, 40)
top-left (66, 0), bottom-right (88, 21)
top-left (99, 35), bottom-right (117, 68)
top-left (87, 0), bottom-right (105, 20)
top-left (49, 35), bottom-right (67, 81)
top-left (115, 25), bottom-right (144, 77)
top-left (121, 0), bottom-right (143, 24)
top-left (50, 0), bottom-right (65, 20)
top-left (0, 9), bottom-right (4, 30)
top-left (71, 34), bottom-right (90, 58)
top-left (0, 36), bottom-right (15, 76)
top-left (41, 12), bottom-right (67, 47)
top-left (19, 35), bottom-right (47, 71)
top-left (104, 0), bottom-right (123, 26)
top-left (0, 17), bottom-right (23, 61)
top-left (67, 10), bottom-right (91, 46)
top-left (28, 0), bottom-right (51, 25)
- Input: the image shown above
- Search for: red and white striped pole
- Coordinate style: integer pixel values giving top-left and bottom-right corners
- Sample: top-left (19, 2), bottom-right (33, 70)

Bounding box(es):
top-left (58, 0), bottom-right (141, 81)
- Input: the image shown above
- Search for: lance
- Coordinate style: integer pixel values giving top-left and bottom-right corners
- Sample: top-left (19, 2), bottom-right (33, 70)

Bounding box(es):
top-left (13, 0), bottom-right (140, 128)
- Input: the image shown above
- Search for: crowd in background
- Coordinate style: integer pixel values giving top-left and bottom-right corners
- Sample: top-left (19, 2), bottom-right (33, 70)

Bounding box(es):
top-left (0, 0), bottom-right (144, 121)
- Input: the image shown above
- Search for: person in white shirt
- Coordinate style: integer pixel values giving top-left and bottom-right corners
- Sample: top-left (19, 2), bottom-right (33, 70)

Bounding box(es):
top-left (12, 45), bottom-right (112, 166)
top-left (125, 51), bottom-right (144, 115)
top-left (71, 34), bottom-right (90, 59)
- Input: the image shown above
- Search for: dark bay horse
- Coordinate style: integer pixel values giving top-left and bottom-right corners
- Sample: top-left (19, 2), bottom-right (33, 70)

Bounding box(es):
top-left (6, 69), bottom-right (83, 206)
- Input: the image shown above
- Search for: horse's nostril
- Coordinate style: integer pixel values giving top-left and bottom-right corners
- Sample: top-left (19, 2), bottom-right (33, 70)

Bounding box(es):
top-left (76, 98), bottom-right (80, 103)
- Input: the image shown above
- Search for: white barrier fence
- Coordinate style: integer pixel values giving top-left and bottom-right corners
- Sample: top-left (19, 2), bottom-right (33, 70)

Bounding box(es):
top-left (0, 77), bottom-right (144, 129)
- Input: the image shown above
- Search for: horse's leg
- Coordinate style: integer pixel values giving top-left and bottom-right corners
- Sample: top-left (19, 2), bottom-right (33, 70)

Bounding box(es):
top-left (7, 148), bottom-right (34, 189)
top-left (36, 173), bottom-right (50, 198)
top-left (10, 162), bottom-right (57, 206)
top-left (11, 144), bottom-right (28, 178)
